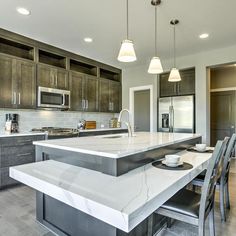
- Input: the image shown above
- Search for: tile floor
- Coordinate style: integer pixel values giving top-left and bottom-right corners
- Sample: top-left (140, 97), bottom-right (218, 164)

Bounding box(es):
top-left (0, 160), bottom-right (235, 236)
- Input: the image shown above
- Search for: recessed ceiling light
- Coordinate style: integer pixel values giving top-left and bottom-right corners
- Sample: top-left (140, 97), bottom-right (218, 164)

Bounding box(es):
top-left (199, 33), bottom-right (209, 39)
top-left (17, 7), bottom-right (31, 15)
top-left (84, 38), bottom-right (93, 43)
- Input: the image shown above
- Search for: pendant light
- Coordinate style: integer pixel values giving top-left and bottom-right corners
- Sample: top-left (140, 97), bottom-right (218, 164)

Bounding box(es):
top-left (117, 0), bottom-right (137, 62)
top-left (148, 0), bottom-right (163, 74)
top-left (168, 19), bottom-right (181, 82)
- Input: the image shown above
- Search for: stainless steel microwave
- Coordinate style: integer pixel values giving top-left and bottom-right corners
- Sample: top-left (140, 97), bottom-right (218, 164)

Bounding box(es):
top-left (37, 86), bottom-right (70, 109)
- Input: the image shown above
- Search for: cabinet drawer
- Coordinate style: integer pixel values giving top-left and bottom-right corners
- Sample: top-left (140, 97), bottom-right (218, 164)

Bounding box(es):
top-left (0, 134), bottom-right (45, 146)
top-left (0, 145), bottom-right (34, 167)
top-left (0, 167), bottom-right (19, 188)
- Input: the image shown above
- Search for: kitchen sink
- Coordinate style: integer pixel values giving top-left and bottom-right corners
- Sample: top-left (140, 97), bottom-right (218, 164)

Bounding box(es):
top-left (98, 134), bottom-right (136, 139)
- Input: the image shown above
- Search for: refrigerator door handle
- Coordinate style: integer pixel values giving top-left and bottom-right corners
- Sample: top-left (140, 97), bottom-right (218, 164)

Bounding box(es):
top-left (169, 106), bottom-right (174, 132)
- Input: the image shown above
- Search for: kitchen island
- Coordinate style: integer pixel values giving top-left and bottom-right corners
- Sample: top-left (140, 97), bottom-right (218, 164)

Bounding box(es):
top-left (9, 132), bottom-right (209, 236)
top-left (34, 132), bottom-right (201, 176)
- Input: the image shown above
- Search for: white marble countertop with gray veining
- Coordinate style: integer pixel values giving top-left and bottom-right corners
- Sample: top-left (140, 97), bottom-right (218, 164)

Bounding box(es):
top-left (0, 131), bottom-right (46, 138)
top-left (33, 132), bottom-right (201, 158)
top-left (10, 150), bottom-right (211, 232)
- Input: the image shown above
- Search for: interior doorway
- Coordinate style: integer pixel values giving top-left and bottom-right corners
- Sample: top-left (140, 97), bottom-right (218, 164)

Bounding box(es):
top-left (210, 65), bottom-right (236, 146)
top-left (129, 85), bottom-right (153, 132)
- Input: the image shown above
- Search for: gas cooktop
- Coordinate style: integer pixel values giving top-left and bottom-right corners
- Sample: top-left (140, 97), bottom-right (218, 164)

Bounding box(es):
top-left (31, 127), bottom-right (79, 139)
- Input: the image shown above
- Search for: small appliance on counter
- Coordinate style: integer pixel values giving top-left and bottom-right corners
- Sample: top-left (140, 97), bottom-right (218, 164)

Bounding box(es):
top-left (77, 119), bottom-right (86, 130)
top-left (5, 113), bottom-right (19, 133)
top-left (109, 118), bottom-right (120, 128)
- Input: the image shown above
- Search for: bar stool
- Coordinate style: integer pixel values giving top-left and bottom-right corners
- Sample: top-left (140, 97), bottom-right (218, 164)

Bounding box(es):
top-left (192, 134), bottom-right (236, 221)
top-left (155, 139), bottom-right (227, 236)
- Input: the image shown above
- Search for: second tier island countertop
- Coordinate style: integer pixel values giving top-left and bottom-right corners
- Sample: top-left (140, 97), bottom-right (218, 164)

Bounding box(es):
top-left (34, 132), bottom-right (201, 176)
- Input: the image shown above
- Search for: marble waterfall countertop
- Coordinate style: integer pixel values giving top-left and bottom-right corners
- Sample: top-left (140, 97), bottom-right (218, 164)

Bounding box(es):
top-left (33, 132), bottom-right (201, 158)
top-left (10, 150), bottom-right (212, 232)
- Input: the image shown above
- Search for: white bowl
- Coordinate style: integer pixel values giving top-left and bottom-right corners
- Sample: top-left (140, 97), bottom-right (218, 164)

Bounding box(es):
top-left (165, 155), bottom-right (180, 164)
top-left (195, 144), bottom-right (207, 152)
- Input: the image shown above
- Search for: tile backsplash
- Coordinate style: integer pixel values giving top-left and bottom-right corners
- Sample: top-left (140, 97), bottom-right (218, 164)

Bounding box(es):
top-left (0, 109), bottom-right (118, 132)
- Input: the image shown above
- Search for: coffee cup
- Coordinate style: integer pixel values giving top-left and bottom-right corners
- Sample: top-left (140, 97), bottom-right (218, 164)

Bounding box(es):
top-left (165, 155), bottom-right (180, 164)
top-left (195, 144), bottom-right (207, 152)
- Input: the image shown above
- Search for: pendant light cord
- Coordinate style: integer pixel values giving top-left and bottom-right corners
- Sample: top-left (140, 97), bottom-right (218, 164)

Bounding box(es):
top-left (173, 23), bottom-right (176, 67)
top-left (155, 6), bottom-right (157, 56)
top-left (126, 0), bottom-right (129, 39)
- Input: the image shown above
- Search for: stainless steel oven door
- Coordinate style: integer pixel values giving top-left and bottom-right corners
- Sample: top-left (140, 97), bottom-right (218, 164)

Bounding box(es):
top-left (38, 87), bottom-right (70, 109)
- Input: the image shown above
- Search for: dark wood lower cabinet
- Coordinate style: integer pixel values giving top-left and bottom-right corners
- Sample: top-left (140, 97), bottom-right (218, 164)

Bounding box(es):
top-left (0, 134), bottom-right (45, 189)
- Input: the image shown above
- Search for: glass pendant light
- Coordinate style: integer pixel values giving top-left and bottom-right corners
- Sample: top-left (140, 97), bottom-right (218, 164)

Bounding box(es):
top-left (148, 0), bottom-right (163, 74)
top-left (168, 19), bottom-right (181, 82)
top-left (117, 0), bottom-right (136, 62)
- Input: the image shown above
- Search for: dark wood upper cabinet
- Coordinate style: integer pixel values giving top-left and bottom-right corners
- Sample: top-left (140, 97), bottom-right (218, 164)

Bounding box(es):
top-left (0, 55), bottom-right (14, 108)
top-left (0, 29), bottom-right (122, 111)
top-left (69, 72), bottom-right (98, 112)
top-left (159, 68), bottom-right (195, 97)
top-left (99, 78), bottom-right (121, 113)
top-left (37, 64), bottom-right (68, 90)
top-left (69, 72), bottom-right (84, 111)
top-left (16, 60), bottom-right (36, 109)
top-left (0, 55), bottom-right (36, 109)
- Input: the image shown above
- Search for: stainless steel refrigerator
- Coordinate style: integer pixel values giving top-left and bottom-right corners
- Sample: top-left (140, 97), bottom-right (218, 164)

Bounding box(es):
top-left (158, 95), bottom-right (195, 133)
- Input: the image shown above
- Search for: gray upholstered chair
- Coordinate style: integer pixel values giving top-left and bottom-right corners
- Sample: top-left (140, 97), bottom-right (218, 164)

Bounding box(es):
top-left (192, 134), bottom-right (236, 221)
top-left (155, 139), bottom-right (227, 236)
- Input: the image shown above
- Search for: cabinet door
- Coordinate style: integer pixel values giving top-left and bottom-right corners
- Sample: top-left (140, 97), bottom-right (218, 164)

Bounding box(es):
top-left (69, 72), bottom-right (84, 111)
top-left (37, 64), bottom-right (54, 88)
top-left (178, 69), bottom-right (195, 95)
top-left (159, 73), bottom-right (177, 97)
top-left (109, 81), bottom-right (121, 113)
top-left (16, 60), bottom-right (36, 108)
top-left (56, 69), bottom-right (69, 90)
top-left (85, 75), bottom-right (99, 112)
top-left (99, 78), bottom-right (110, 112)
top-left (0, 55), bottom-right (14, 108)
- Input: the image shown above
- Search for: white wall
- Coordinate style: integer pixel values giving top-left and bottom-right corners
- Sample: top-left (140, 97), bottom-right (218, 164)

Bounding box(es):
top-left (122, 65), bottom-right (158, 132)
top-left (122, 44), bottom-right (236, 144)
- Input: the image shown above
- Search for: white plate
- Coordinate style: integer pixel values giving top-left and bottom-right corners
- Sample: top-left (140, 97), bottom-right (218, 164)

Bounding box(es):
top-left (192, 147), bottom-right (211, 152)
top-left (162, 160), bottom-right (183, 167)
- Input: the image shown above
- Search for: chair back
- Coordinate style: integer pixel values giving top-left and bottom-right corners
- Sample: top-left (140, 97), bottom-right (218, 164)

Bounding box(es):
top-left (199, 139), bottom-right (228, 220)
top-left (221, 133), bottom-right (236, 183)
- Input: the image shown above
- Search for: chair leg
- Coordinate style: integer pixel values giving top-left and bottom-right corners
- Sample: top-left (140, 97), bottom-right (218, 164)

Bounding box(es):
top-left (209, 207), bottom-right (215, 236)
top-left (198, 221), bottom-right (205, 236)
top-left (166, 217), bottom-right (172, 228)
top-left (225, 181), bottom-right (230, 209)
top-left (219, 183), bottom-right (226, 222)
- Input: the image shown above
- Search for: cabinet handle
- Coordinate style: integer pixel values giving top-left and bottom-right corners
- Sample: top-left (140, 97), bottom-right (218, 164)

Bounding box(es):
top-left (82, 99), bottom-right (85, 109)
top-left (86, 100), bottom-right (88, 109)
top-left (18, 93), bottom-right (21, 105)
top-left (17, 152), bottom-right (31, 157)
top-left (13, 92), bottom-right (17, 105)
top-left (111, 102), bottom-right (114, 111)
top-left (56, 74), bottom-right (58, 87)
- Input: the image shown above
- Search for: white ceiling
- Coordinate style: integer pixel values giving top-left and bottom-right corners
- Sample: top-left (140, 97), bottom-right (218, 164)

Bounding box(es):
top-left (0, 0), bottom-right (236, 69)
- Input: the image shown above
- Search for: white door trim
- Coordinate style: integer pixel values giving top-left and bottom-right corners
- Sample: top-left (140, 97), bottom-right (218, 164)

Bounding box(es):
top-left (129, 85), bottom-right (154, 132)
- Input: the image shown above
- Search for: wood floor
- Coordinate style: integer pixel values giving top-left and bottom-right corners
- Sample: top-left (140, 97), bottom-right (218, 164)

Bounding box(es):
top-left (0, 160), bottom-right (236, 236)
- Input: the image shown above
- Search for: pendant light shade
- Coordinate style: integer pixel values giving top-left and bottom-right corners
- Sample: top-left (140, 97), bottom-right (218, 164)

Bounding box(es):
top-left (148, 57), bottom-right (163, 74)
top-left (148, 1), bottom-right (163, 74)
top-left (168, 19), bottom-right (181, 82)
top-left (168, 68), bottom-right (181, 82)
top-left (117, 0), bottom-right (136, 62)
top-left (118, 39), bottom-right (136, 62)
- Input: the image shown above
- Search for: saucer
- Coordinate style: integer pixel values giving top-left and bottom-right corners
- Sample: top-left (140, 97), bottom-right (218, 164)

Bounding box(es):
top-left (162, 160), bottom-right (183, 167)
top-left (193, 147), bottom-right (210, 152)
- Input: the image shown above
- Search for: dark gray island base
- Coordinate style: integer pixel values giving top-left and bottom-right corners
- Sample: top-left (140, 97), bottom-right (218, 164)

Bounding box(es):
top-left (36, 192), bottom-right (165, 236)
top-left (35, 136), bottom-right (201, 176)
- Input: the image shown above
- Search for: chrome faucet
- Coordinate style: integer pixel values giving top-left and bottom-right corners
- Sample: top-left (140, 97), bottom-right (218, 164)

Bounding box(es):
top-left (118, 109), bottom-right (133, 137)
